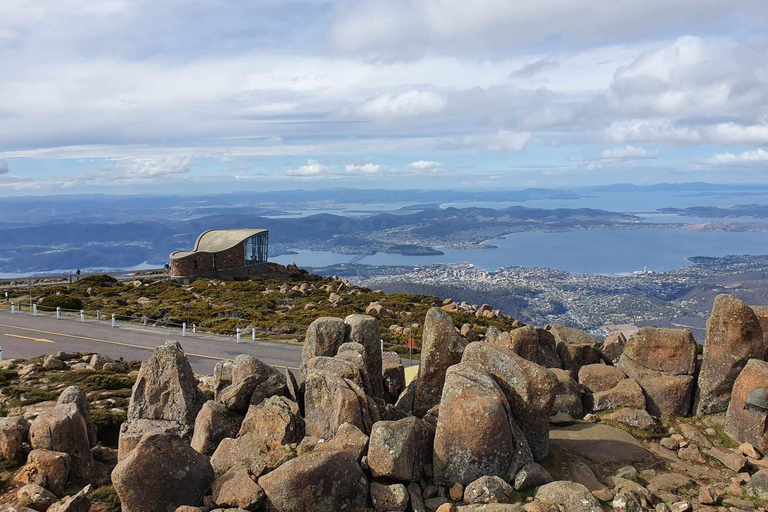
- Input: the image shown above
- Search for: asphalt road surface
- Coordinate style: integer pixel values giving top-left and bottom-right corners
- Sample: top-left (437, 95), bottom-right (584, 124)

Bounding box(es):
top-left (0, 311), bottom-right (303, 374)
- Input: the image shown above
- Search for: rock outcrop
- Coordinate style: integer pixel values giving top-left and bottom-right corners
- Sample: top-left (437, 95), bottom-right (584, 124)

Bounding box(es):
top-left (112, 432), bottom-right (214, 512)
top-left (433, 361), bottom-right (532, 485)
top-left (618, 327), bottom-right (697, 417)
top-left (696, 294), bottom-right (765, 415)
top-left (412, 308), bottom-right (468, 418)
top-left (725, 358), bottom-right (768, 454)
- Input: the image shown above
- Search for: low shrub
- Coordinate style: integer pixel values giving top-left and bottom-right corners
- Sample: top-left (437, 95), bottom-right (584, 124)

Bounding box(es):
top-left (39, 294), bottom-right (83, 311)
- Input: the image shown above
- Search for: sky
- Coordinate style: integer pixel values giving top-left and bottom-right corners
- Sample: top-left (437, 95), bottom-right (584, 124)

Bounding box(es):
top-left (1, 0), bottom-right (768, 195)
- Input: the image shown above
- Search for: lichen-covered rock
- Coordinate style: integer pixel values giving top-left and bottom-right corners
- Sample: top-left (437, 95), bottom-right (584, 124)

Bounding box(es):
top-left (314, 422), bottom-right (369, 460)
top-left (368, 416), bottom-right (432, 481)
top-left (190, 400), bottom-right (243, 454)
top-left (601, 332), bottom-right (627, 365)
top-left (301, 317), bottom-right (347, 377)
top-left (413, 308), bottom-right (468, 417)
top-left (725, 358), bottom-right (768, 454)
top-left (556, 342), bottom-right (602, 381)
top-left (15, 449), bottom-right (71, 496)
top-left (513, 462), bottom-right (553, 491)
top-left (549, 368), bottom-right (584, 418)
top-left (29, 403), bottom-right (93, 481)
top-left (535, 481), bottom-right (603, 512)
top-left (462, 342), bottom-right (557, 460)
top-left (336, 342), bottom-right (376, 397)
top-left (696, 294), bottom-right (765, 415)
top-left (0, 416), bottom-right (30, 463)
top-left (218, 355), bottom-right (288, 412)
top-left (212, 466), bottom-right (264, 511)
top-left (118, 418), bottom-right (189, 460)
top-left (498, 326), bottom-right (560, 369)
top-left (258, 450), bottom-right (369, 512)
top-left (57, 386), bottom-right (96, 447)
top-left (382, 352), bottom-right (406, 404)
top-left (463, 475), bottom-right (515, 504)
top-left (209, 432), bottom-right (269, 475)
top-left (345, 314), bottom-right (384, 398)
top-left (585, 379), bottom-right (646, 413)
top-left (370, 482), bottom-right (408, 512)
top-left (433, 361), bottom-right (532, 486)
top-left (112, 433), bottom-right (214, 512)
top-left (578, 364), bottom-right (626, 393)
top-left (238, 396), bottom-right (303, 448)
top-left (623, 328), bottom-right (697, 376)
top-left (127, 341), bottom-right (205, 426)
top-left (304, 369), bottom-right (378, 439)
top-left (618, 351), bottom-right (695, 417)
top-left (17, 483), bottom-right (57, 511)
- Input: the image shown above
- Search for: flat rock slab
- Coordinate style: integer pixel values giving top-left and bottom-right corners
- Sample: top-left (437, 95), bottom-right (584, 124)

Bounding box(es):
top-left (550, 423), bottom-right (654, 465)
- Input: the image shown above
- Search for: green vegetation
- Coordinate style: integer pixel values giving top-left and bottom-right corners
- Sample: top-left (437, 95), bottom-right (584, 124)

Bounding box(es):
top-left (18, 273), bottom-right (520, 353)
top-left (1, 385), bottom-right (59, 408)
top-left (38, 293), bottom-right (83, 311)
top-left (89, 485), bottom-right (122, 512)
top-left (50, 370), bottom-right (135, 392)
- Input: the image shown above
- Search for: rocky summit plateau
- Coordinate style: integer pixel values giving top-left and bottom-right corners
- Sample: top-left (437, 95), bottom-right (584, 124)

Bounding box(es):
top-left (1, 293), bottom-right (768, 512)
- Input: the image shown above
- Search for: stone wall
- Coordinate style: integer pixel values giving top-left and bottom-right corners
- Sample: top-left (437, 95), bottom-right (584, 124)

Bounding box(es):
top-left (170, 242), bottom-right (247, 277)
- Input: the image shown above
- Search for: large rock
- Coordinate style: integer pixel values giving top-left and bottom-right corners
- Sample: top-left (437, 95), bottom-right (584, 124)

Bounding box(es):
top-left (218, 355), bottom-right (288, 412)
top-left (118, 418), bottom-right (189, 460)
top-left (462, 342), bottom-right (557, 460)
top-left (725, 358), bottom-right (768, 454)
top-left (370, 482), bottom-right (409, 512)
top-left (556, 343), bottom-right (602, 380)
top-left (336, 342), bottom-right (375, 397)
top-left (15, 449), bottom-right (71, 496)
top-left (578, 364), bottom-right (626, 393)
top-left (304, 370), bottom-right (378, 439)
top-left (238, 396), bottom-right (304, 448)
top-left (345, 314), bottom-right (384, 398)
top-left (618, 355), bottom-right (694, 417)
top-left (497, 326), bottom-right (561, 368)
top-left (301, 317), bottom-right (347, 377)
top-left (413, 308), bottom-right (468, 417)
top-left (696, 295), bottom-right (765, 415)
top-left (29, 403), bottom-right (93, 481)
top-left (128, 341), bottom-right (205, 427)
top-left (534, 481), bottom-right (603, 512)
top-left (190, 400), bottom-right (243, 454)
top-left (382, 352), bottom-right (406, 404)
top-left (212, 466), bottom-right (264, 511)
top-left (209, 432), bottom-right (269, 475)
top-left (305, 356), bottom-right (364, 388)
top-left (549, 368), bottom-right (584, 418)
top-left (550, 325), bottom-right (597, 346)
top-left (112, 433), bottom-right (214, 512)
top-left (751, 305), bottom-right (768, 353)
top-left (57, 386), bottom-right (96, 447)
top-left (433, 361), bottom-right (532, 485)
top-left (601, 332), bottom-right (627, 365)
top-left (314, 422), bottom-right (369, 460)
top-left (368, 416), bottom-right (432, 481)
top-left (463, 475), bottom-right (515, 504)
top-left (0, 416), bottom-right (30, 463)
top-left (258, 450), bottom-right (369, 512)
top-left (623, 328), bottom-right (697, 375)
top-left (585, 378), bottom-right (646, 413)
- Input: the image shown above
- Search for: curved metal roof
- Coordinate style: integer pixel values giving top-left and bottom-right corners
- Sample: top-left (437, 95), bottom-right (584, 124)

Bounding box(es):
top-left (170, 229), bottom-right (267, 260)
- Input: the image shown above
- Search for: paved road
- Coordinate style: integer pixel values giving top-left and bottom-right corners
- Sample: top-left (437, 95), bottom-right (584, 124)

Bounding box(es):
top-left (0, 311), bottom-right (303, 374)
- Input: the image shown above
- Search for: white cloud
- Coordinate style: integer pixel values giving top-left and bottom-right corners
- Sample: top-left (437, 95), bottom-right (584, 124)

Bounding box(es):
top-left (345, 163), bottom-right (382, 174)
top-left (286, 160), bottom-right (328, 176)
top-left (438, 131), bottom-right (531, 152)
top-left (357, 90), bottom-right (446, 120)
top-left (599, 146), bottom-right (659, 160)
top-left (0, 159), bottom-right (8, 175)
top-left (708, 148), bottom-right (768, 166)
top-left (113, 156), bottom-right (192, 178)
top-left (509, 58), bottom-right (560, 79)
top-left (407, 160), bottom-right (441, 169)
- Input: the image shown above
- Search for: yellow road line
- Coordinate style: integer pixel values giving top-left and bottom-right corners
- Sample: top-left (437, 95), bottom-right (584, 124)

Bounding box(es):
top-left (0, 323), bottom-right (299, 370)
top-left (3, 333), bottom-right (54, 343)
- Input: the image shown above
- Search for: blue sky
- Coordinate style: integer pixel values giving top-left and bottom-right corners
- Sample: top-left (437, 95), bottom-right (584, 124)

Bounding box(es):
top-left (1, 0), bottom-right (767, 195)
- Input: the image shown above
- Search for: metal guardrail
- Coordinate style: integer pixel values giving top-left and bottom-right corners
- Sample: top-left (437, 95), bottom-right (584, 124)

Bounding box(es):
top-left (0, 300), bottom-right (264, 344)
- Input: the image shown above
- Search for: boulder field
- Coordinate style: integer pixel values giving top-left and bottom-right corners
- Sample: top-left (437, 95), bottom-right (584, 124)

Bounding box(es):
top-left (1, 293), bottom-right (768, 512)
